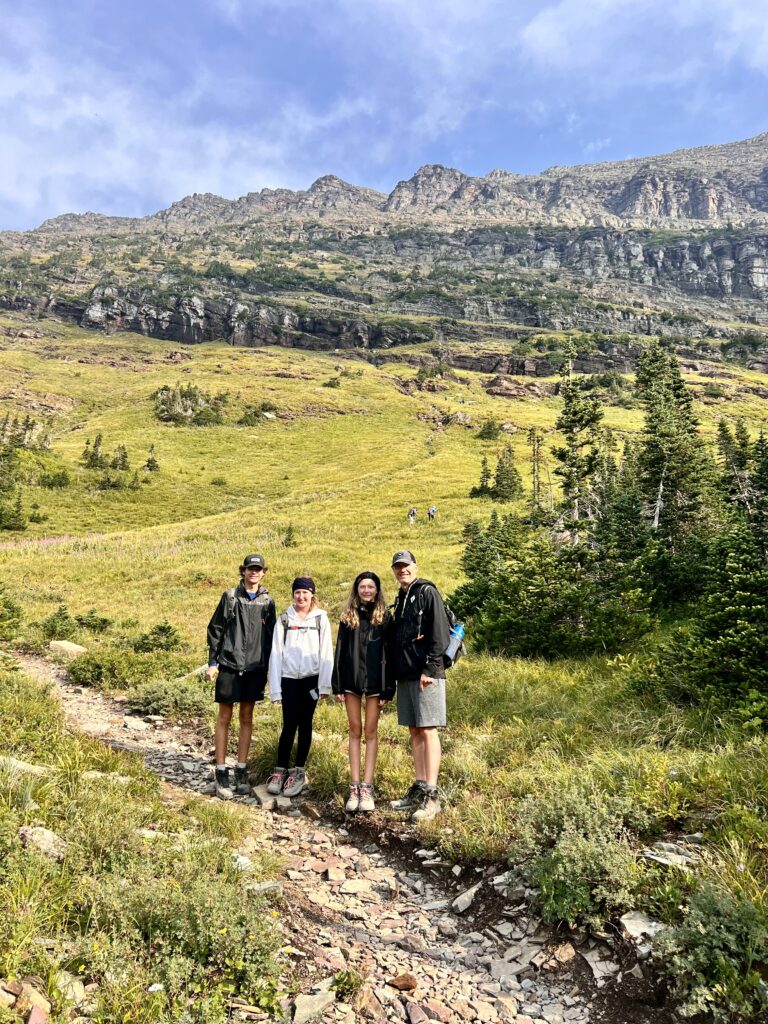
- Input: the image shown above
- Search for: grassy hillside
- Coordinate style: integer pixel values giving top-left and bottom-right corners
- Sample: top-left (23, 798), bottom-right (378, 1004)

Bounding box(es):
top-left (3, 315), bottom-right (768, 1020)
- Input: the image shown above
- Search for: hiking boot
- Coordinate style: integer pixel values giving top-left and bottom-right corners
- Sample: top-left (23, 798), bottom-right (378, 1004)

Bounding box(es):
top-left (411, 790), bottom-right (442, 823)
top-left (283, 767), bottom-right (307, 798)
top-left (358, 783), bottom-right (375, 813)
top-left (390, 781), bottom-right (427, 810)
top-left (266, 767), bottom-right (288, 795)
top-left (233, 765), bottom-right (251, 796)
top-left (345, 783), bottom-right (360, 814)
top-left (215, 767), bottom-right (234, 800)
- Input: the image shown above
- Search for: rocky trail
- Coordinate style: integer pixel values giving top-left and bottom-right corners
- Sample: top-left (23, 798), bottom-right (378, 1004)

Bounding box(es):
top-left (13, 654), bottom-right (676, 1024)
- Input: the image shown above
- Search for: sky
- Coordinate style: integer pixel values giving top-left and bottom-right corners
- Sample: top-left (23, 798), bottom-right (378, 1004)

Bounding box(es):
top-left (1, 0), bottom-right (767, 230)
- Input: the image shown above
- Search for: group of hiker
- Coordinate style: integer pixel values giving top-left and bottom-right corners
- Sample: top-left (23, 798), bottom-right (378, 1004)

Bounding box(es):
top-left (407, 505), bottom-right (437, 526)
top-left (205, 549), bottom-right (454, 823)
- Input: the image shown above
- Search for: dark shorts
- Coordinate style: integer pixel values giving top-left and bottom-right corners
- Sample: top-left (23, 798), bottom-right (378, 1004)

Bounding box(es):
top-left (396, 677), bottom-right (447, 728)
top-left (215, 666), bottom-right (267, 704)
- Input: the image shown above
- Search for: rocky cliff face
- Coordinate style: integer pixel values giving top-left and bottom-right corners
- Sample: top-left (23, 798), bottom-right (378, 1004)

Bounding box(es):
top-left (28, 132), bottom-right (768, 235)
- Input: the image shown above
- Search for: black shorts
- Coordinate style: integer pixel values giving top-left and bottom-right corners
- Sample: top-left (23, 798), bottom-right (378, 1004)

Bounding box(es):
top-left (215, 667), bottom-right (267, 704)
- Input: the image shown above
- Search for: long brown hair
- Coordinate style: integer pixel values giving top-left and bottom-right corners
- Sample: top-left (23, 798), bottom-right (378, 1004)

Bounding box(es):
top-left (340, 574), bottom-right (387, 628)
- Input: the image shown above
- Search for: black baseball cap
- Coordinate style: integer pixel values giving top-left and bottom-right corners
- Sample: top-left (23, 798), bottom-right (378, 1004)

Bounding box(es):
top-left (391, 549), bottom-right (416, 567)
top-left (240, 554), bottom-right (266, 570)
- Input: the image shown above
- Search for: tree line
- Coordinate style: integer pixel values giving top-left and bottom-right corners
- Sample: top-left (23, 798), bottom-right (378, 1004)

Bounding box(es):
top-left (453, 342), bottom-right (768, 726)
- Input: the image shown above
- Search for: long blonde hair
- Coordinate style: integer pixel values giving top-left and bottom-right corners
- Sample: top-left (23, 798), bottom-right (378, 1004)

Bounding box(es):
top-left (340, 574), bottom-right (388, 628)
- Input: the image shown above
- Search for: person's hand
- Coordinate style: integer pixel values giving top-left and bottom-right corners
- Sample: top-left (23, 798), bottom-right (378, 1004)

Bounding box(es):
top-left (336, 693), bottom-right (346, 704)
top-left (419, 673), bottom-right (435, 691)
top-left (378, 698), bottom-right (389, 708)
top-left (205, 665), bottom-right (218, 683)
top-left (272, 699), bottom-right (282, 705)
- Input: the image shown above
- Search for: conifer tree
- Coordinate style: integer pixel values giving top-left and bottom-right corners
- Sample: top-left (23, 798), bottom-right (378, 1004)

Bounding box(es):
top-left (145, 444), bottom-right (160, 472)
top-left (492, 444), bottom-right (524, 502)
top-left (551, 353), bottom-right (603, 542)
top-left (470, 457), bottom-right (492, 498)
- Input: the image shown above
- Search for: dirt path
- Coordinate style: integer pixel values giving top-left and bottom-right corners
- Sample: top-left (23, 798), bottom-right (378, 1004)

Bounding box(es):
top-left (16, 653), bottom-right (675, 1024)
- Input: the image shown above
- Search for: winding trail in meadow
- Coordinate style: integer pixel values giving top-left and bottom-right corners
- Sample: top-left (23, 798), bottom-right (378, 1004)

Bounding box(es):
top-left (15, 652), bottom-right (675, 1024)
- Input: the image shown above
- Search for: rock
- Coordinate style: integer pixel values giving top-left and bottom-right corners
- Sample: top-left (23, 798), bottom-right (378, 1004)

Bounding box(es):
top-left (579, 947), bottom-right (620, 987)
top-left (49, 640), bottom-right (87, 660)
top-left (0, 755), bottom-right (47, 777)
top-left (407, 1005), bottom-right (429, 1024)
top-left (451, 881), bottom-right (482, 914)
top-left (640, 841), bottom-right (698, 870)
top-left (619, 910), bottom-right (667, 942)
top-left (27, 1006), bottom-right (50, 1024)
top-left (123, 716), bottom-right (151, 731)
top-left (15, 983), bottom-right (51, 1016)
top-left (495, 994), bottom-right (519, 1019)
top-left (55, 970), bottom-right (86, 1005)
top-left (0, 989), bottom-right (16, 1009)
top-left (18, 826), bottom-right (67, 862)
top-left (340, 879), bottom-right (371, 895)
top-left (233, 853), bottom-right (254, 872)
top-left (293, 991), bottom-right (336, 1022)
top-left (423, 1000), bottom-right (452, 1022)
top-left (387, 973), bottom-right (417, 992)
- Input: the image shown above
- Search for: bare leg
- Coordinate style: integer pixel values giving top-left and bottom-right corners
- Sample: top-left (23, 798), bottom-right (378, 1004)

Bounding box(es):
top-left (409, 725), bottom-right (426, 782)
top-left (411, 726), bottom-right (441, 787)
top-left (345, 693), bottom-right (362, 782)
top-left (362, 697), bottom-right (381, 784)
top-left (215, 703), bottom-right (233, 764)
top-left (237, 701), bottom-right (255, 763)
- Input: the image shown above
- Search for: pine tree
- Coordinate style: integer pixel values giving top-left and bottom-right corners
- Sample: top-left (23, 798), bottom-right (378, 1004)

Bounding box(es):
top-left (492, 445), bottom-right (524, 502)
top-left (144, 444), bottom-right (160, 472)
top-left (551, 353), bottom-right (604, 542)
top-left (470, 456), bottom-right (493, 498)
top-left (0, 492), bottom-right (27, 531)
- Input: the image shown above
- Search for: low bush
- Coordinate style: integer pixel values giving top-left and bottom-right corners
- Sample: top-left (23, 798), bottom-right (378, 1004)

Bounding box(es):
top-left (127, 677), bottom-right (210, 720)
top-left (39, 604), bottom-right (79, 641)
top-left (132, 619), bottom-right (183, 653)
top-left (68, 647), bottom-right (191, 692)
top-left (0, 588), bottom-right (21, 641)
top-left (656, 883), bottom-right (768, 1021)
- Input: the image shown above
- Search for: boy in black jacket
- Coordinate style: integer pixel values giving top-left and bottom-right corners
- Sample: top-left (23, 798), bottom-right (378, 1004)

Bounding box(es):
top-left (206, 554), bottom-right (276, 798)
top-left (388, 549), bottom-right (451, 822)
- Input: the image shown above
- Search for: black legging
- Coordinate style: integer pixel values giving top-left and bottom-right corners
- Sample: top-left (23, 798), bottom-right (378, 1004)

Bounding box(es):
top-left (277, 676), bottom-right (320, 768)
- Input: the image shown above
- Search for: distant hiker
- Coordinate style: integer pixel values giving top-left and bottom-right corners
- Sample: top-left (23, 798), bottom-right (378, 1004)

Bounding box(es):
top-left (427, 505), bottom-right (437, 524)
top-left (408, 506), bottom-right (417, 526)
top-left (266, 577), bottom-right (333, 797)
top-left (387, 550), bottom-right (451, 822)
top-left (206, 554), bottom-right (276, 800)
top-left (332, 571), bottom-right (394, 813)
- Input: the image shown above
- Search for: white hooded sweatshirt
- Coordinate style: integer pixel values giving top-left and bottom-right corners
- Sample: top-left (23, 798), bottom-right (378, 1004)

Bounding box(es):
top-left (268, 605), bottom-right (334, 701)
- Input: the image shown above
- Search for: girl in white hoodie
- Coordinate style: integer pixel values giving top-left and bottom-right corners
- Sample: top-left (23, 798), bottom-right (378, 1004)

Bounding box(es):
top-left (266, 576), bottom-right (333, 797)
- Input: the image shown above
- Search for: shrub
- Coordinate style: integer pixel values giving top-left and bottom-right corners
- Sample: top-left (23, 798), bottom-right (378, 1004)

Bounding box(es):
top-left (39, 468), bottom-right (71, 488)
top-left (477, 418), bottom-right (501, 440)
top-left (39, 604), bottom-right (78, 641)
top-left (132, 620), bottom-right (183, 653)
top-left (75, 608), bottom-right (113, 633)
top-left (0, 588), bottom-right (21, 641)
top-left (68, 648), bottom-right (191, 692)
top-left (656, 883), bottom-right (768, 1021)
top-left (126, 677), bottom-right (210, 720)
top-left (511, 784), bottom-right (645, 925)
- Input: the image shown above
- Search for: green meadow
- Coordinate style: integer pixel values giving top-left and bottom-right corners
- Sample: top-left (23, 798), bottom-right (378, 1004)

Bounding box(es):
top-left (3, 317), bottom-right (768, 1019)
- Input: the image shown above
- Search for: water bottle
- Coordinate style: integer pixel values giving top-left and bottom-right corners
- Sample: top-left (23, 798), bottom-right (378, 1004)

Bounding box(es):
top-left (444, 622), bottom-right (465, 663)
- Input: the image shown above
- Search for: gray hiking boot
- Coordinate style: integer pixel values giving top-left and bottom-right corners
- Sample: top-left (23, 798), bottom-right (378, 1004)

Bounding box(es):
top-left (411, 789), bottom-right (442, 823)
top-left (233, 765), bottom-right (251, 796)
top-left (358, 783), bottom-right (375, 813)
top-left (266, 767), bottom-right (288, 795)
top-left (345, 783), bottom-right (360, 813)
top-left (390, 781), bottom-right (427, 810)
top-left (215, 767), bottom-right (234, 800)
top-left (283, 767), bottom-right (307, 798)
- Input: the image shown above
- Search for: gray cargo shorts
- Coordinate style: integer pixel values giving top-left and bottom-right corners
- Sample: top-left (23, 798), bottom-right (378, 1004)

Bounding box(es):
top-left (396, 677), bottom-right (447, 728)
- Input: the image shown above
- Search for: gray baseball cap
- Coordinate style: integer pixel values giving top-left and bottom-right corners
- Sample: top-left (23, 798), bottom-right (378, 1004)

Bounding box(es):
top-left (241, 554), bottom-right (266, 570)
top-left (391, 549), bottom-right (416, 566)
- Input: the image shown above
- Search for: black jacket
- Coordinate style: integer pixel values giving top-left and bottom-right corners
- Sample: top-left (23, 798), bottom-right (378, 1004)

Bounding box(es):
top-left (207, 583), bottom-right (276, 672)
top-left (332, 606), bottom-right (394, 700)
top-left (388, 578), bottom-right (450, 682)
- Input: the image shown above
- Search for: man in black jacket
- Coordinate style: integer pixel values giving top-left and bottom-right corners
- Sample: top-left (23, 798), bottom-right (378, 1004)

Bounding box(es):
top-left (388, 549), bottom-right (451, 822)
top-left (206, 554), bottom-right (276, 799)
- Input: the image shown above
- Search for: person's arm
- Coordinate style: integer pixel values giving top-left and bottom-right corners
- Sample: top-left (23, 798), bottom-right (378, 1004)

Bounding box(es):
top-left (332, 621), bottom-right (346, 697)
top-left (422, 586), bottom-right (450, 680)
top-left (317, 613), bottom-right (334, 695)
top-left (206, 593), bottom-right (228, 676)
top-left (268, 615), bottom-right (284, 702)
top-left (381, 613), bottom-right (396, 702)
top-left (263, 597), bottom-right (276, 665)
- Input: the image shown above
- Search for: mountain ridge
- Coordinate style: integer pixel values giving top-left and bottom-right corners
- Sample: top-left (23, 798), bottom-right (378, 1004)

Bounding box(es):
top-left (24, 130), bottom-right (768, 236)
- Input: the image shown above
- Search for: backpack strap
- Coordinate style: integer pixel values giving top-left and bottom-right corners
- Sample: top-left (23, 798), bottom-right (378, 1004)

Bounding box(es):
top-left (281, 612), bottom-right (322, 644)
